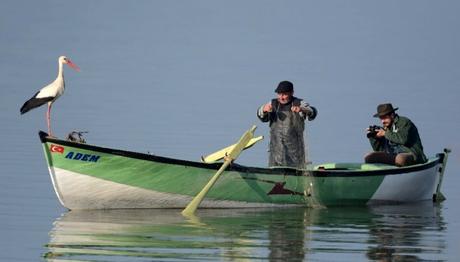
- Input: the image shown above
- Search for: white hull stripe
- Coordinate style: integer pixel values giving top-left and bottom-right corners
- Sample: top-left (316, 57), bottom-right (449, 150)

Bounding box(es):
top-left (369, 164), bottom-right (439, 203)
top-left (49, 167), bottom-right (299, 210)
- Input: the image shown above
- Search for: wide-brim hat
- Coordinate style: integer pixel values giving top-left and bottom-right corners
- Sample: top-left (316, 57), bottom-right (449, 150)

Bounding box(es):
top-left (373, 103), bottom-right (398, 117)
top-left (275, 81), bottom-right (294, 93)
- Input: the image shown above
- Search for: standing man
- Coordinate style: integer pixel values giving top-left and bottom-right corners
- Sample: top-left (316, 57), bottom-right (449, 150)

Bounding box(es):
top-left (257, 81), bottom-right (317, 168)
top-left (365, 103), bottom-right (427, 166)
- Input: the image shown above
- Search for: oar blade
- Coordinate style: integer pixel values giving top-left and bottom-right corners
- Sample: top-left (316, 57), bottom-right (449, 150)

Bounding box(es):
top-left (201, 135), bottom-right (263, 163)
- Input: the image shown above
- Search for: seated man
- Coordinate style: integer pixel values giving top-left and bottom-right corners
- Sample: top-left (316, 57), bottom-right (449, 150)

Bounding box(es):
top-left (365, 103), bottom-right (427, 167)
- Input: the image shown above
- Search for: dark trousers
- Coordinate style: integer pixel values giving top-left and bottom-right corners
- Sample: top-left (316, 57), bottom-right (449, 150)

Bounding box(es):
top-left (364, 152), bottom-right (416, 167)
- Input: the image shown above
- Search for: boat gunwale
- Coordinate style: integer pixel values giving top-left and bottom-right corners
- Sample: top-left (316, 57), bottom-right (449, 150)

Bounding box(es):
top-left (39, 131), bottom-right (443, 178)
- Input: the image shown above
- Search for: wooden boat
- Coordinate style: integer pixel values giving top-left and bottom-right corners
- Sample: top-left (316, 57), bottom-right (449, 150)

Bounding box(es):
top-left (39, 131), bottom-right (450, 210)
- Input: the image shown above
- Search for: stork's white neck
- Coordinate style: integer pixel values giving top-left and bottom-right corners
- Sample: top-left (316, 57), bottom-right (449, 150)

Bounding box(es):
top-left (57, 60), bottom-right (64, 79)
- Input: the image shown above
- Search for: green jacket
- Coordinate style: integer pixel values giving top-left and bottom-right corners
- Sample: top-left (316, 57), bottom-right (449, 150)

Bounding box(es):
top-left (369, 115), bottom-right (427, 164)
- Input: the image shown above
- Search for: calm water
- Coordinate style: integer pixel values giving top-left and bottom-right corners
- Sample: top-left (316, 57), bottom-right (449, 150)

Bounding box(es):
top-left (45, 204), bottom-right (445, 261)
top-left (1, 1), bottom-right (459, 261)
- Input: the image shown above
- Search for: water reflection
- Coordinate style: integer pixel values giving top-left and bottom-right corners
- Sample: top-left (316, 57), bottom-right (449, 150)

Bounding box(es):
top-left (365, 204), bottom-right (446, 261)
top-left (44, 202), bottom-right (446, 261)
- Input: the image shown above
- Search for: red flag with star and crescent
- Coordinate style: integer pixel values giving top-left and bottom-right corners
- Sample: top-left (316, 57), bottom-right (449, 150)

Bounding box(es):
top-left (50, 144), bottom-right (65, 154)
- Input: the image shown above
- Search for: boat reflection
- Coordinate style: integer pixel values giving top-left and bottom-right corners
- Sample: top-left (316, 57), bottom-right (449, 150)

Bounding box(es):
top-left (365, 203), bottom-right (446, 261)
top-left (44, 202), bottom-right (446, 261)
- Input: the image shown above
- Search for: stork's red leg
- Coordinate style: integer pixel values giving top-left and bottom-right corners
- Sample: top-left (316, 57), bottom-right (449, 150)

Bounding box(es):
top-left (47, 102), bottom-right (52, 136)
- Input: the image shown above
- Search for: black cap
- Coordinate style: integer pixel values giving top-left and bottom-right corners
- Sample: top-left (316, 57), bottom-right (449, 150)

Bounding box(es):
top-left (275, 81), bottom-right (294, 93)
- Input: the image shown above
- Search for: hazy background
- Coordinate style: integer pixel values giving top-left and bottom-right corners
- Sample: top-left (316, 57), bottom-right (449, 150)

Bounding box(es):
top-left (1, 0), bottom-right (459, 260)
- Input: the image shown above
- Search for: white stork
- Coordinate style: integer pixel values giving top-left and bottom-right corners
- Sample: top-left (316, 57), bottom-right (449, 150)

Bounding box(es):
top-left (20, 56), bottom-right (80, 136)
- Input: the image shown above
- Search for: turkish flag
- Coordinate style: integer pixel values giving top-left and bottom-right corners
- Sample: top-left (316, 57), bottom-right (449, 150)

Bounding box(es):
top-left (50, 144), bottom-right (65, 154)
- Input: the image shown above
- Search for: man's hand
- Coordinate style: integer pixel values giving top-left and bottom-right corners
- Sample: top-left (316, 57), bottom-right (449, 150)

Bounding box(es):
top-left (291, 106), bottom-right (311, 114)
top-left (291, 106), bottom-right (301, 113)
top-left (375, 129), bottom-right (386, 138)
top-left (263, 103), bottom-right (272, 113)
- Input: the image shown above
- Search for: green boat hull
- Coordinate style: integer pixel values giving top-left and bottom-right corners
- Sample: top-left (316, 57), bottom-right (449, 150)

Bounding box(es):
top-left (39, 132), bottom-right (448, 209)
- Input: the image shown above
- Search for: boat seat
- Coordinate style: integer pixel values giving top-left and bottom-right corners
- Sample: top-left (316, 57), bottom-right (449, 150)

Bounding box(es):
top-left (314, 162), bottom-right (395, 171)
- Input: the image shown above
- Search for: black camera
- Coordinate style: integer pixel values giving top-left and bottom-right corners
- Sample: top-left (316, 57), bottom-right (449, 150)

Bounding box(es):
top-left (366, 125), bottom-right (382, 138)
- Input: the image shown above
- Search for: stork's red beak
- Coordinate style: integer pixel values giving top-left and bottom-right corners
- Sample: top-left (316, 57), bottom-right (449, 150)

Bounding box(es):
top-left (66, 60), bottom-right (80, 72)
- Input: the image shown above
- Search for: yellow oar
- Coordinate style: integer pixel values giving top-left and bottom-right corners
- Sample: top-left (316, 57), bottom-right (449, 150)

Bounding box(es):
top-left (201, 136), bottom-right (263, 163)
top-left (182, 125), bottom-right (257, 217)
